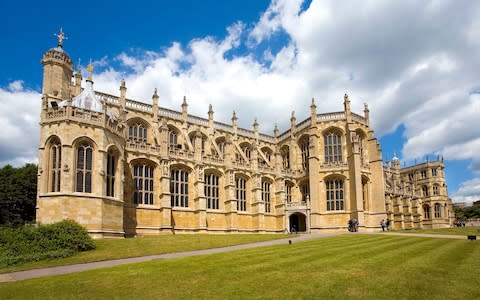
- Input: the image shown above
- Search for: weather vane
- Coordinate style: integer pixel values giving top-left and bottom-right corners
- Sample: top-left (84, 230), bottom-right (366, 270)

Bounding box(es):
top-left (54, 27), bottom-right (67, 47)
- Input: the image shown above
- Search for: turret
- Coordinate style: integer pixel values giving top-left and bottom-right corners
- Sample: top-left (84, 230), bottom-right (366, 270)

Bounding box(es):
top-left (344, 93), bottom-right (351, 122)
top-left (310, 97), bottom-right (317, 124)
top-left (208, 104), bottom-right (214, 127)
top-left (290, 111), bottom-right (296, 136)
top-left (253, 118), bottom-right (259, 141)
top-left (152, 88), bottom-right (159, 120)
top-left (74, 62), bottom-right (82, 95)
top-left (273, 123), bottom-right (279, 139)
top-left (231, 111), bottom-right (238, 137)
top-left (182, 96), bottom-right (188, 122)
top-left (41, 28), bottom-right (74, 101)
top-left (119, 79), bottom-right (127, 110)
top-left (364, 103), bottom-right (370, 126)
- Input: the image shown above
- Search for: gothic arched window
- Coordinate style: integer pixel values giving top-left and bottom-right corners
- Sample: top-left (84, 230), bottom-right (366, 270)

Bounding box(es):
top-left (326, 179), bottom-right (344, 211)
top-left (76, 142), bottom-right (93, 193)
top-left (434, 203), bottom-right (442, 218)
top-left (423, 204), bottom-right (431, 219)
top-left (422, 185), bottom-right (429, 197)
top-left (300, 138), bottom-right (309, 170)
top-left (170, 169), bottom-right (189, 207)
top-left (50, 139), bottom-right (61, 192)
top-left (262, 180), bottom-right (271, 213)
top-left (169, 130), bottom-right (178, 150)
top-left (204, 173), bottom-right (219, 210)
top-left (133, 163), bottom-right (154, 205)
top-left (285, 182), bottom-right (293, 203)
top-left (324, 131), bottom-right (342, 163)
top-left (106, 150), bottom-right (116, 197)
top-left (301, 182), bottom-right (310, 203)
top-left (236, 176), bottom-right (247, 211)
top-left (128, 123), bottom-right (147, 143)
top-left (281, 147), bottom-right (290, 169)
top-left (433, 184), bottom-right (440, 196)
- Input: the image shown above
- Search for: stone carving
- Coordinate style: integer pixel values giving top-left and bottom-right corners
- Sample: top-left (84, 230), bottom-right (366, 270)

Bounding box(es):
top-left (161, 160), bottom-right (170, 177)
top-left (197, 165), bottom-right (204, 181)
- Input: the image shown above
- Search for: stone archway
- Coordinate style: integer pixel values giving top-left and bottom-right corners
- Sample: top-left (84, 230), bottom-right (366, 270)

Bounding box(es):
top-left (289, 212), bottom-right (307, 232)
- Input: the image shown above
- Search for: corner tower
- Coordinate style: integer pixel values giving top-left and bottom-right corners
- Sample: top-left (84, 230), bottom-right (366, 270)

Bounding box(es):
top-left (41, 28), bottom-right (73, 102)
top-left (37, 31), bottom-right (126, 238)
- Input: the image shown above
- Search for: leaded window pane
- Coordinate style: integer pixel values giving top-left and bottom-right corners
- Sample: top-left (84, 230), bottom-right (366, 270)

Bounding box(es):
top-left (326, 179), bottom-right (344, 211)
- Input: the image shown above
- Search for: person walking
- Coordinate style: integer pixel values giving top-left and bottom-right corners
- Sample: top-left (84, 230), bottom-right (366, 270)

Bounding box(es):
top-left (380, 219), bottom-right (386, 231)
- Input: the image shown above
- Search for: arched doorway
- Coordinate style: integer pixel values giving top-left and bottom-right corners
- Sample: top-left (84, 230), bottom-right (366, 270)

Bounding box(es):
top-left (289, 213), bottom-right (307, 232)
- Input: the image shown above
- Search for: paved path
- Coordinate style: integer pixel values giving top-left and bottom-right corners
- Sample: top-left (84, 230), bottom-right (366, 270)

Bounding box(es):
top-left (0, 231), bottom-right (474, 283)
top-left (0, 232), bottom-right (339, 283)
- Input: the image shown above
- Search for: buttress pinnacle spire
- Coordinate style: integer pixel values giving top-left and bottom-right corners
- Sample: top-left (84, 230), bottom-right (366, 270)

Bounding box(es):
top-left (87, 59), bottom-right (93, 81)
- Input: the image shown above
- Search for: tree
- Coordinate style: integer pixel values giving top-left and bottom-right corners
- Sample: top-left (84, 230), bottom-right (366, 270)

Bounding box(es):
top-left (454, 204), bottom-right (480, 221)
top-left (0, 164), bottom-right (37, 226)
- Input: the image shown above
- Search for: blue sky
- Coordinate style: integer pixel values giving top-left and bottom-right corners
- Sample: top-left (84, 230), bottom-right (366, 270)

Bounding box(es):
top-left (1, 0), bottom-right (480, 203)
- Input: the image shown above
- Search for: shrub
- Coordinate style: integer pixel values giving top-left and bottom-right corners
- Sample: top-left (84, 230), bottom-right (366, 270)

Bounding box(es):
top-left (0, 220), bottom-right (95, 267)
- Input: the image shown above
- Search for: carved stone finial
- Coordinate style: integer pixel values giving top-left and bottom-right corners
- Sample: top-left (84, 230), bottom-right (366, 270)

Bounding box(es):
top-left (232, 111), bottom-right (238, 121)
top-left (153, 88), bottom-right (158, 96)
top-left (364, 102), bottom-right (369, 111)
top-left (291, 111), bottom-right (296, 119)
top-left (311, 97), bottom-right (316, 107)
top-left (344, 93), bottom-right (349, 102)
top-left (253, 118), bottom-right (258, 127)
top-left (182, 96), bottom-right (188, 106)
top-left (208, 104), bottom-right (213, 113)
top-left (76, 58), bottom-right (82, 73)
top-left (393, 151), bottom-right (399, 162)
top-left (87, 59), bottom-right (93, 81)
top-left (120, 79), bottom-right (126, 88)
top-left (54, 27), bottom-right (67, 48)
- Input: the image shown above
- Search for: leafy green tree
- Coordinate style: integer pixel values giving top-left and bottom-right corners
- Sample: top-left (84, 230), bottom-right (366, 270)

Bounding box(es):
top-left (0, 164), bottom-right (37, 226)
top-left (454, 204), bottom-right (480, 221)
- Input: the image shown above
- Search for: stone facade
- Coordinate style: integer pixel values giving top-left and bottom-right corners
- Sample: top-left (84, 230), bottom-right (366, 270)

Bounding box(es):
top-left (36, 39), bottom-right (453, 238)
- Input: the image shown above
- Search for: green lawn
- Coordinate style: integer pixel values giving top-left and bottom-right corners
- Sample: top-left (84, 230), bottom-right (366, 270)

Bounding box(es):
top-left (390, 226), bottom-right (480, 236)
top-left (0, 234), bottom-right (478, 299)
top-left (0, 234), bottom-right (287, 273)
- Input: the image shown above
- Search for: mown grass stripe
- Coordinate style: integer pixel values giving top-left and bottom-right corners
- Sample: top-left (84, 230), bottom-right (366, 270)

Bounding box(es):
top-left (0, 235), bottom-right (479, 300)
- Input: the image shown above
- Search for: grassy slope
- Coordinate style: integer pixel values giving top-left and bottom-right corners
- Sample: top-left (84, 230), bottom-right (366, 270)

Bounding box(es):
top-left (0, 235), bottom-right (479, 299)
top-left (0, 234), bottom-right (286, 273)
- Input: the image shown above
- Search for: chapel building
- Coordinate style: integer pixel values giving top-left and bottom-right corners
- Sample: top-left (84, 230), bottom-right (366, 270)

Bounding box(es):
top-left (36, 33), bottom-right (454, 237)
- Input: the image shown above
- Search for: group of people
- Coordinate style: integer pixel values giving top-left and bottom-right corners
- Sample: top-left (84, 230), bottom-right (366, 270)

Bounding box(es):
top-left (453, 220), bottom-right (467, 227)
top-left (380, 219), bottom-right (391, 231)
top-left (348, 219), bottom-right (359, 232)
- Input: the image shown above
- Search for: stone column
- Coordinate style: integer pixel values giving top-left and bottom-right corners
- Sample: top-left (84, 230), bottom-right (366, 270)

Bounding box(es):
top-left (159, 160), bottom-right (172, 232)
top-left (194, 164), bottom-right (207, 231)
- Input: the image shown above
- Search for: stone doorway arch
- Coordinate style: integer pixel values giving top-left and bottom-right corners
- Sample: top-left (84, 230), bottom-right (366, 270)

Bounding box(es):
top-left (289, 212), bottom-right (307, 232)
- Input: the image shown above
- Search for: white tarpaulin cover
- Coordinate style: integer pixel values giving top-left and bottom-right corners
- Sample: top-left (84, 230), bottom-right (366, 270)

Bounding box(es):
top-left (72, 80), bottom-right (103, 112)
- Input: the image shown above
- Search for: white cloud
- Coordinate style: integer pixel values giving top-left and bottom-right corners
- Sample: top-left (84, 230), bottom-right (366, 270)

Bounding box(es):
top-left (248, 0), bottom-right (304, 45)
top-left (452, 178), bottom-right (480, 203)
top-left (8, 80), bottom-right (24, 92)
top-left (0, 84), bottom-right (40, 166)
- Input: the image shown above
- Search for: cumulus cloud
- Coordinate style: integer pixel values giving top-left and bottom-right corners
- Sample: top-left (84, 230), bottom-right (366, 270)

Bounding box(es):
top-left (3, 0), bottom-right (480, 201)
top-left (452, 178), bottom-right (480, 203)
top-left (0, 83), bottom-right (40, 166)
